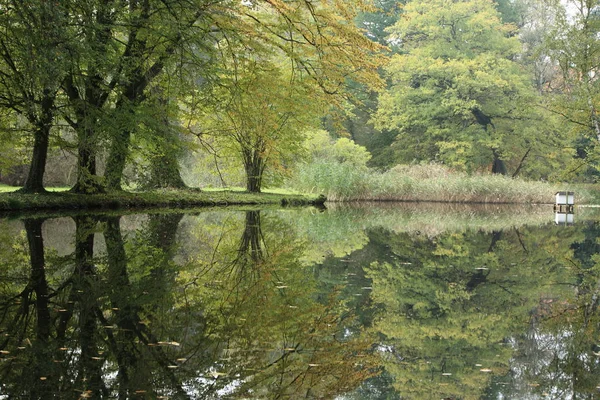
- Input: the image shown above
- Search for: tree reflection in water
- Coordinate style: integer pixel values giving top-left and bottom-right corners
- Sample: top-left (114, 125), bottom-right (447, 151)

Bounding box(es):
top-left (3, 206), bottom-right (600, 399)
top-left (0, 210), bottom-right (375, 399)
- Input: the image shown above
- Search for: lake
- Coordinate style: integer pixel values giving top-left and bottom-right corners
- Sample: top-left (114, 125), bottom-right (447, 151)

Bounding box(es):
top-left (0, 203), bottom-right (598, 399)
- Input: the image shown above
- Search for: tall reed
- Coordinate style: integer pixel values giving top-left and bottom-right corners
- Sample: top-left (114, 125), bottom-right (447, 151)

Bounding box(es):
top-left (290, 162), bottom-right (570, 204)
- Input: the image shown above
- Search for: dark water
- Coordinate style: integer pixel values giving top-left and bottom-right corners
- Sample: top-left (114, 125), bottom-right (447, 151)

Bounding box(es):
top-left (0, 204), bottom-right (599, 399)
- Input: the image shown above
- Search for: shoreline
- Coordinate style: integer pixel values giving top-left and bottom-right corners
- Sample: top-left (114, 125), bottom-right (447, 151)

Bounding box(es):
top-left (0, 189), bottom-right (327, 216)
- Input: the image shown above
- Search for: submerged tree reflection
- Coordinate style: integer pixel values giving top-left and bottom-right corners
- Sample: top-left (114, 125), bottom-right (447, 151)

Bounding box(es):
top-left (0, 210), bottom-right (376, 399)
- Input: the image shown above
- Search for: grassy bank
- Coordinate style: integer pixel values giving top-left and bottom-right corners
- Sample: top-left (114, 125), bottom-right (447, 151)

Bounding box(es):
top-left (0, 188), bottom-right (326, 214)
top-left (291, 163), bottom-right (589, 204)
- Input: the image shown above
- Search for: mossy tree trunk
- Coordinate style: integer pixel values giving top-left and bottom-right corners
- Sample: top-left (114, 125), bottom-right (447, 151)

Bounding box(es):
top-left (243, 147), bottom-right (266, 193)
top-left (19, 93), bottom-right (55, 194)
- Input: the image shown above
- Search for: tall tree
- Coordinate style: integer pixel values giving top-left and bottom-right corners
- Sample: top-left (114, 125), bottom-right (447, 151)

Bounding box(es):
top-left (189, 0), bottom-right (385, 192)
top-left (60, 0), bottom-right (217, 193)
top-left (0, 1), bottom-right (70, 193)
top-left (374, 0), bottom-right (545, 174)
top-left (192, 54), bottom-right (320, 192)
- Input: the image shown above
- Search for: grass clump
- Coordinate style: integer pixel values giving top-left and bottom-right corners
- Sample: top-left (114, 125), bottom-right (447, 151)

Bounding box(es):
top-left (290, 162), bottom-right (567, 204)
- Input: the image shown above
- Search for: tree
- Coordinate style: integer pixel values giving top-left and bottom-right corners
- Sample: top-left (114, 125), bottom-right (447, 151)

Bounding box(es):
top-left (193, 55), bottom-right (319, 192)
top-left (0, 1), bottom-right (71, 193)
top-left (541, 0), bottom-right (600, 180)
top-left (59, 0), bottom-right (218, 193)
top-left (374, 0), bottom-right (548, 175)
top-left (186, 0), bottom-right (385, 192)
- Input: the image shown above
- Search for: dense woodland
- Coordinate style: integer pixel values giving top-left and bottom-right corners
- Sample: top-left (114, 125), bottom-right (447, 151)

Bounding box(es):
top-left (0, 0), bottom-right (599, 194)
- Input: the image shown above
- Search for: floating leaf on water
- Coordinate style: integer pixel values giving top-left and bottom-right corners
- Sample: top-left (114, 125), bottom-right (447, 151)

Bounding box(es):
top-left (157, 341), bottom-right (180, 347)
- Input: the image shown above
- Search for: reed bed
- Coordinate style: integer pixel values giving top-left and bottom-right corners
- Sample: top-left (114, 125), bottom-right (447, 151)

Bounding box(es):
top-left (291, 162), bottom-right (577, 204)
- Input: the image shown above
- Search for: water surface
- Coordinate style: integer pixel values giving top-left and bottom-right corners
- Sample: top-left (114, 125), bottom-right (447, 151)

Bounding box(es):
top-left (0, 204), bottom-right (598, 399)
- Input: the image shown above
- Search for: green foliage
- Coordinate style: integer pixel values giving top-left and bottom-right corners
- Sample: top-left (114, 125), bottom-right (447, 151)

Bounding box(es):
top-left (373, 0), bottom-right (565, 176)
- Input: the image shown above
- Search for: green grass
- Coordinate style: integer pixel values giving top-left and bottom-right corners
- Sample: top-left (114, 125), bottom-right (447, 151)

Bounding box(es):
top-left (290, 162), bottom-right (587, 204)
top-left (202, 186), bottom-right (303, 195)
top-left (0, 184), bottom-right (71, 193)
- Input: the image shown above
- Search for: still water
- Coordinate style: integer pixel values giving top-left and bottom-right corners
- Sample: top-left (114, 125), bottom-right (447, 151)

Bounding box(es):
top-left (0, 203), bottom-right (599, 399)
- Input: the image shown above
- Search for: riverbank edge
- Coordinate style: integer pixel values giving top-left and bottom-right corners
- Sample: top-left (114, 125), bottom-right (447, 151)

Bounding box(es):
top-left (0, 189), bottom-right (327, 214)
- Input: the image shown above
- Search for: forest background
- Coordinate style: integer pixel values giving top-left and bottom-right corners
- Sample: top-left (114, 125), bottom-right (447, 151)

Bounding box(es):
top-left (0, 0), bottom-right (597, 200)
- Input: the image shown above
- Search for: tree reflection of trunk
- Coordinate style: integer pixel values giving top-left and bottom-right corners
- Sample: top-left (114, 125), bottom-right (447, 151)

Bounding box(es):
top-left (104, 216), bottom-right (191, 400)
top-left (146, 213), bottom-right (184, 295)
top-left (466, 231), bottom-right (501, 292)
top-left (24, 219), bottom-right (51, 343)
top-left (22, 218), bottom-right (57, 398)
top-left (71, 216), bottom-right (107, 397)
top-left (238, 210), bottom-right (264, 263)
top-left (104, 216), bottom-right (142, 397)
top-left (228, 211), bottom-right (265, 291)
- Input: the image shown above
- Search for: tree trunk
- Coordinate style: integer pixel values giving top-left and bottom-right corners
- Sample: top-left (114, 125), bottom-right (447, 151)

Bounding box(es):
top-left (105, 129), bottom-right (131, 191)
top-left (145, 151), bottom-right (186, 189)
top-left (19, 127), bottom-right (50, 194)
top-left (244, 151), bottom-right (265, 193)
top-left (20, 93), bottom-right (55, 194)
top-left (71, 139), bottom-right (104, 194)
top-left (491, 149), bottom-right (508, 175)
